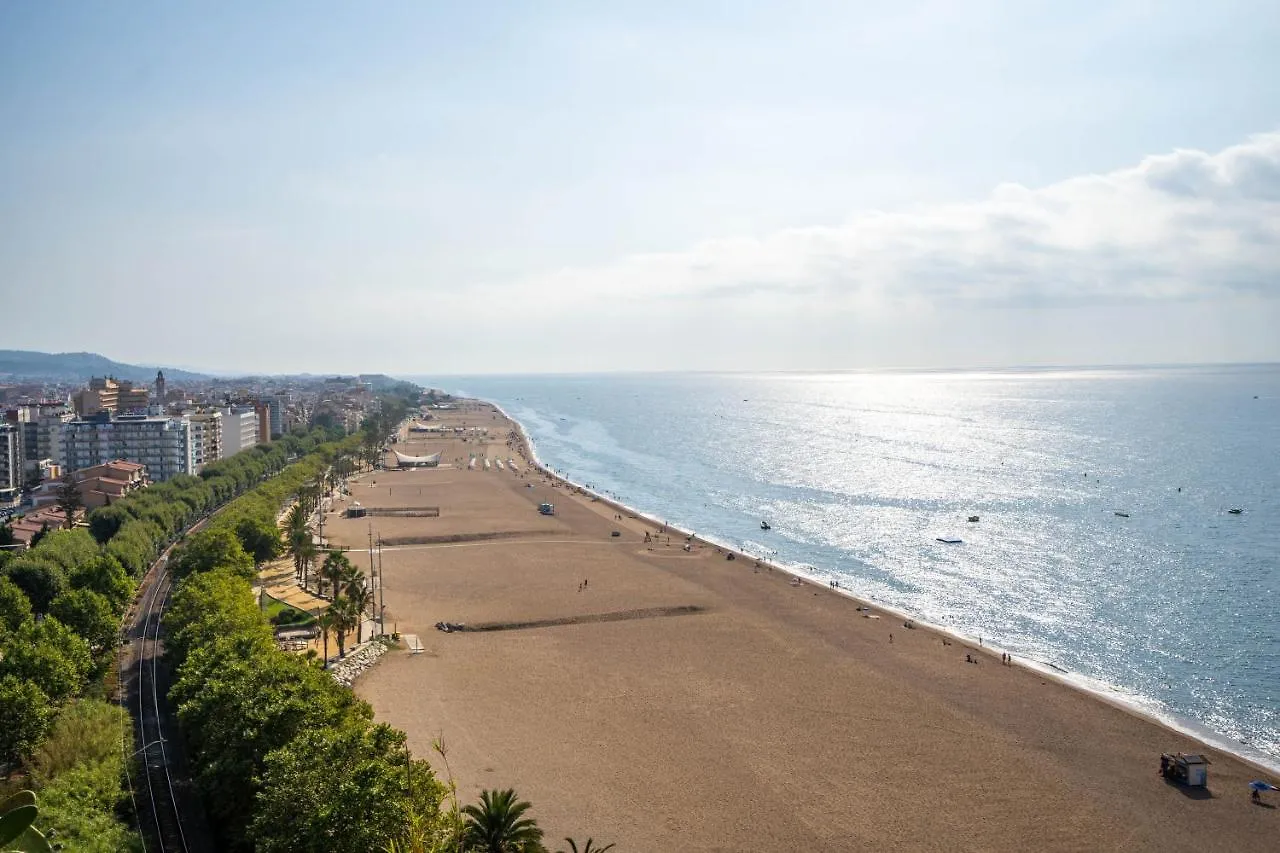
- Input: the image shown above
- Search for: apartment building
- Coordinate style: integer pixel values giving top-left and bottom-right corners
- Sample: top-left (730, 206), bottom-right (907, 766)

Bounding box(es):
top-left (186, 410), bottom-right (223, 473)
top-left (61, 412), bottom-right (192, 482)
top-left (31, 460), bottom-right (147, 510)
top-left (0, 423), bottom-right (20, 502)
top-left (220, 407), bottom-right (259, 458)
top-left (16, 403), bottom-right (70, 472)
top-left (72, 377), bottom-right (150, 416)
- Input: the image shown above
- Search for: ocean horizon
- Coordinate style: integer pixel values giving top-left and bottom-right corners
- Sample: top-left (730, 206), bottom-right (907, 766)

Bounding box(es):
top-left (413, 364), bottom-right (1280, 770)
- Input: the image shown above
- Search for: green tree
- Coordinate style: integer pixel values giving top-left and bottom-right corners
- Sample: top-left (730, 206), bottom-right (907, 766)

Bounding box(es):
top-left (174, 642), bottom-right (370, 848)
top-left (235, 515), bottom-right (280, 566)
top-left (49, 589), bottom-right (118, 654)
top-left (105, 519), bottom-right (161, 575)
top-left (68, 555), bottom-right (133, 611)
top-left (343, 576), bottom-right (374, 645)
top-left (318, 550), bottom-right (354, 600)
top-left (253, 723), bottom-right (445, 853)
top-left (0, 676), bottom-right (52, 767)
top-left (0, 521), bottom-right (15, 546)
top-left (461, 789), bottom-right (544, 853)
top-left (283, 504), bottom-right (316, 583)
top-left (29, 521), bottom-right (51, 548)
top-left (31, 700), bottom-right (141, 852)
top-left (329, 595), bottom-right (361, 657)
top-left (0, 618), bottom-right (92, 705)
top-left (54, 474), bottom-right (83, 530)
top-left (0, 576), bottom-right (34, 633)
top-left (29, 528), bottom-right (101, 571)
top-left (171, 528), bottom-right (255, 581)
top-left (86, 505), bottom-right (132, 544)
top-left (164, 567), bottom-right (270, 667)
top-left (4, 556), bottom-right (66, 614)
top-left (315, 609), bottom-right (334, 667)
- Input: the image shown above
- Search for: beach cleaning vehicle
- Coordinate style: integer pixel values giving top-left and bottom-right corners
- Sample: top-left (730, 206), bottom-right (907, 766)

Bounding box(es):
top-left (1159, 752), bottom-right (1210, 787)
top-left (539, 502), bottom-right (555, 516)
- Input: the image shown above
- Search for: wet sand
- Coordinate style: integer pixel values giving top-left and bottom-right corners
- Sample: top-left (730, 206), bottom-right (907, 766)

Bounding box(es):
top-left (327, 402), bottom-right (1277, 852)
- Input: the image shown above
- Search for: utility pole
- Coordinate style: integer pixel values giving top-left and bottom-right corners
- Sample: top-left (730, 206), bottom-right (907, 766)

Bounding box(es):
top-left (367, 522), bottom-right (377, 632)
top-left (377, 534), bottom-right (385, 636)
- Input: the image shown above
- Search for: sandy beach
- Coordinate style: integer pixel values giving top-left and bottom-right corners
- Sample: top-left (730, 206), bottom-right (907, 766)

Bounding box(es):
top-left (323, 402), bottom-right (1277, 852)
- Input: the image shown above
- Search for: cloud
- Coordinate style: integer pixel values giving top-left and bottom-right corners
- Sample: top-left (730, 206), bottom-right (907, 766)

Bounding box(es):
top-left (508, 132), bottom-right (1280, 313)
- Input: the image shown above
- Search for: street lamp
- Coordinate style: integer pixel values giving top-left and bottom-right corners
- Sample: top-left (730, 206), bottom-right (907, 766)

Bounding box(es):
top-left (129, 738), bottom-right (166, 758)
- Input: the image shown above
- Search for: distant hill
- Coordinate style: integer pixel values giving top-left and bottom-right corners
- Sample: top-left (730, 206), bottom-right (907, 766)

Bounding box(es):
top-left (0, 350), bottom-right (211, 384)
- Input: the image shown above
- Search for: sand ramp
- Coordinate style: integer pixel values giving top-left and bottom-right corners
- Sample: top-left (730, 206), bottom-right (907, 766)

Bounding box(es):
top-left (452, 605), bottom-right (707, 633)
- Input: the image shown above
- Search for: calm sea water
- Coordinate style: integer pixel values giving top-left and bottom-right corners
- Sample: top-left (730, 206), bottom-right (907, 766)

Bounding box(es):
top-left (420, 366), bottom-right (1280, 767)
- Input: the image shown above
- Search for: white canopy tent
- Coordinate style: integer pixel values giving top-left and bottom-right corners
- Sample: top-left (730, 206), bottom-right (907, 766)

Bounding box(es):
top-left (393, 449), bottom-right (442, 468)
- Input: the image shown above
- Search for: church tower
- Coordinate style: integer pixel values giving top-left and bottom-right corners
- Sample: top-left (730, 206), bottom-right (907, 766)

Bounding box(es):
top-left (154, 370), bottom-right (166, 407)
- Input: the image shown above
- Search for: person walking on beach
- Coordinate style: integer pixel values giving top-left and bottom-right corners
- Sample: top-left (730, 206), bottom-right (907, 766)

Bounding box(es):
top-left (889, 633), bottom-right (894, 644)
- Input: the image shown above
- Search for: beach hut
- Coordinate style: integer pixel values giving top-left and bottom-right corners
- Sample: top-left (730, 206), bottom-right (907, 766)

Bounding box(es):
top-left (1159, 753), bottom-right (1210, 787)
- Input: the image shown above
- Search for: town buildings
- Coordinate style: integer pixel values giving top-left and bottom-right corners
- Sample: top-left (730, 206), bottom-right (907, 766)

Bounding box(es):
top-left (61, 412), bottom-right (193, 482)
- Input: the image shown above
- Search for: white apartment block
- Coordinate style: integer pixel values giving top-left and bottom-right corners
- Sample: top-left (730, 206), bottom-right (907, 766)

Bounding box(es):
top-left (185, 411), bottom-right (223, 474)
top-left (0, 423), bottom-right (21, 501)
top-left (61, 413), bottom-right (193, 482)
top-left (220, 407), bottom-right (259, 458)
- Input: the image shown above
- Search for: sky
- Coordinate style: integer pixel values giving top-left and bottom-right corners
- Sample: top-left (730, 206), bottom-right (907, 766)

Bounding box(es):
top-left (1, 1), bottom-right (1279, 375)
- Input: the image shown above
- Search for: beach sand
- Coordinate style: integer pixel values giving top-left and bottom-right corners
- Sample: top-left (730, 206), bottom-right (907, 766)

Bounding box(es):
top-left (325, 403), bottom-right (1277, 851)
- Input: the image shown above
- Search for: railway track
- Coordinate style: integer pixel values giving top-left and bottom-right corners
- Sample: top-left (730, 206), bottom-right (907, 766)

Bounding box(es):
top-left (128, 560), bottom-right (189, 853)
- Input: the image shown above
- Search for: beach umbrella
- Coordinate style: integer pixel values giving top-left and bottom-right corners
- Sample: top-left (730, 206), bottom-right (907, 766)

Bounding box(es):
top-left (1249, 780), bottom-right (1279, 792)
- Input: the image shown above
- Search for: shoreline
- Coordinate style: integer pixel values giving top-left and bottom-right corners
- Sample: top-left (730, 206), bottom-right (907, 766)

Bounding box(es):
top-left (495, 397), bottom-right (1280, 777)
top-left (343, 399), bottom-right (1277, 849)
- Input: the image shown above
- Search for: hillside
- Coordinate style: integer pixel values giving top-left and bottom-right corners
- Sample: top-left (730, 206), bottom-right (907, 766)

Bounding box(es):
top-left (0, 350), bottom-right (210, 383)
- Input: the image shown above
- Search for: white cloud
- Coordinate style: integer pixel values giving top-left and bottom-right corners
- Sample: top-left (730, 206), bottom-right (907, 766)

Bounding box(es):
top-left (506, 133), bottom-right (1280, 314)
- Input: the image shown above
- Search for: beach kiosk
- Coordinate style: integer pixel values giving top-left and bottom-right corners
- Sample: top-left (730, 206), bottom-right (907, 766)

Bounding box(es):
top-left (1159, 753), bottom-right (1210, 787)
top-left (345, 502), bottom-right (366, 518)
top-left (539, 503), bottom-right (555, 516)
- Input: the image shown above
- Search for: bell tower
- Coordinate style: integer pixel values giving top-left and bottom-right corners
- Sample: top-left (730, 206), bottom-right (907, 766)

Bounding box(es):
top-left (154, 370), bottom-right (166, 407)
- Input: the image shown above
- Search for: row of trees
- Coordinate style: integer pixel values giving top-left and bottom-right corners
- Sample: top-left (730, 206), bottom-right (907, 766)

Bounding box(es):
top-left (161, 399), bottom-right (610, 852)
top-left (0, 423), bottom-right (345, 849)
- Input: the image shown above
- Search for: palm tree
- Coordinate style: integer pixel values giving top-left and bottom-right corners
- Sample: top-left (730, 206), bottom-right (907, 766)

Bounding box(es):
top-left (330, 595), bottom-right (360, 657)
top-left (318, 550), bottom-right (353, 600)
top-left (316, 609), bottom-right (334, 668)
top-left (558, 840), bottom-right (615, 853)
top-left (297, 537), bottom-right (318, 590)
top-left (461, 789), bottom-right (543, 853)
top-left (343, 575), bottom-right (374, 644)
top-left (283, 504), bottom-right (314, 582)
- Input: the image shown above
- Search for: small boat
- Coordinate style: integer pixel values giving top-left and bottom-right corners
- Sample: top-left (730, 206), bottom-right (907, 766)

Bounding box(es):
top-left (760, 521), bottom-right (771, 530)
top-left (1114, 511), bottom-right (1130, 518)
top-left (935, 537), bottom-right (963, 544)
top-left (967, 515), bottom-right (979, 523)
top-left (1227, 508), bottom-right (1243, 515)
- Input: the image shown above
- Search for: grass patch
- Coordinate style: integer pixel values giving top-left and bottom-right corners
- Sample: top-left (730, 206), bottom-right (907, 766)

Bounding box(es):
top-left (261, 595), bottom-right (317, 629)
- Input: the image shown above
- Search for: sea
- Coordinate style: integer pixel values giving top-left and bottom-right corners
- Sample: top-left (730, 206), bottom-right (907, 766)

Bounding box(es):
top-left (416, 365), bottom-right (1280, 770)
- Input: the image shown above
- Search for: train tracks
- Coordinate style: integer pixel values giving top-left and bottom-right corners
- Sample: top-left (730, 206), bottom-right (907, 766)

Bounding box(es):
top-left (121, 555), bottom-right (194, 853)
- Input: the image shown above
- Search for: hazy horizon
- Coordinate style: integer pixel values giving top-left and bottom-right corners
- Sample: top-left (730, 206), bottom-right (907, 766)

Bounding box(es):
top-left (3, 2), bottom-right (1278, 374)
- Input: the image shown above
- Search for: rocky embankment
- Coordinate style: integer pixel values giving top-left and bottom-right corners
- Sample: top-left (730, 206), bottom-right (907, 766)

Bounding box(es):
top-left (328, 638), bottom-right (392, 687)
